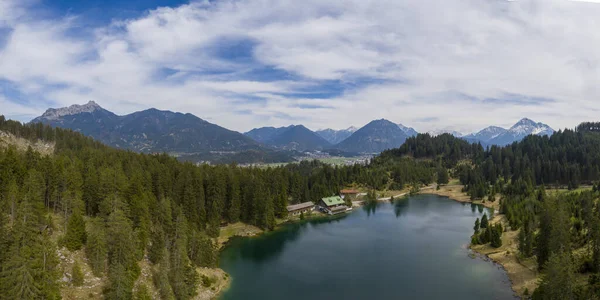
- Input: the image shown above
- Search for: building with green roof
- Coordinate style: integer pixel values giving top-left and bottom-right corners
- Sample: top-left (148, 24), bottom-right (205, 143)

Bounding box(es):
top-left (319, 196), bottom-right (348, 215)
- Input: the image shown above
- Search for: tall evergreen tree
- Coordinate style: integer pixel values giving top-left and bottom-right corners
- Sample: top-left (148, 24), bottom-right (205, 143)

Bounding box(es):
top-left (86, 218), bottom-right (108, 276)
top-left (534, 251), bottom-right (576, 300)
top-left (63, 211), bottom-right (87, 251)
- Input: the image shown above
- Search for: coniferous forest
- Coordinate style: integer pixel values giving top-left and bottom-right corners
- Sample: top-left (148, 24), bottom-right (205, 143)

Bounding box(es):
top-left (0, 116), bottom-right (440, 299)
top-left (4, 115), bottom-right (600, 298)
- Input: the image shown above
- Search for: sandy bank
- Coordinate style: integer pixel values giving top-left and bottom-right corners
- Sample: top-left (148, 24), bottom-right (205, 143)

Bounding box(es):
top-left (470, 214), bottom-right (539, 298)
top-left (420, 184), bottom-right (500, 211)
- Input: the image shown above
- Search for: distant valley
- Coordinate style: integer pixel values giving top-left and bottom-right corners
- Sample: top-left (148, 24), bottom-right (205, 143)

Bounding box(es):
top-left (30, 102), bottom-right (555, 164)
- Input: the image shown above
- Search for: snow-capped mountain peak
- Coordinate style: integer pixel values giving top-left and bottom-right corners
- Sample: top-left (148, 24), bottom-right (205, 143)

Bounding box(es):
top-left (38, 101), bottom-right (103, 121)
top-left (315, 126), bottom-right (358, 144)
top-left (427, 129), bottom-right (463, 137)
top-left (463, 126), bottom-right (507, 142)
top-left (465, 118), bottom-right (555, 146)
top-left (397, 123), bottom-right (419, 137)
top-left (509, 118), bottom-right (553, 136)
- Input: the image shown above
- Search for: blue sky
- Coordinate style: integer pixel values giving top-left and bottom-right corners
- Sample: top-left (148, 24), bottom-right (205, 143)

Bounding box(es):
top-left (1, 0), bottom-right (600, 133)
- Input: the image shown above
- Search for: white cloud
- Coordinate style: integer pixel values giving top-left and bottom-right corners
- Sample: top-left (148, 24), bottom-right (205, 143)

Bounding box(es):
top-left (1, 0), bottom-right (600, 133)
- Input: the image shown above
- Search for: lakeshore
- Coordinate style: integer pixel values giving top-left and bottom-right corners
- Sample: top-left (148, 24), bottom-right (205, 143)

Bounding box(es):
top-left (211, 185), bottom-right (532, 299)
top-left (218, 195), bottom-right (515, 300)
top-left (212, 185), bottom-right (528, 299)
top-left (421, 185), bottom-right (539, 298)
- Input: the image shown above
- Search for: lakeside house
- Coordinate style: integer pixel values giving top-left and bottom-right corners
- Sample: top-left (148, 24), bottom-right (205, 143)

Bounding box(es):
top-left (319, 196), bottom-right (348, 215)
top-left (340, 189), bottom-right (360, 200)
top-left (286, 202), bottom-right (315, 216)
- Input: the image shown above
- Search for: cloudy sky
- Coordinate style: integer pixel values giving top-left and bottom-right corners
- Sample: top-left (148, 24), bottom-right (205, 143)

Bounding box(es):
top-left (1, 0), bottom-right (600, 134)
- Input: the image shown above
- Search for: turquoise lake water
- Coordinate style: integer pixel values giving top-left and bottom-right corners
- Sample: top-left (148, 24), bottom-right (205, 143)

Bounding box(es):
top-left (219, 194), bottom-right (515, 300)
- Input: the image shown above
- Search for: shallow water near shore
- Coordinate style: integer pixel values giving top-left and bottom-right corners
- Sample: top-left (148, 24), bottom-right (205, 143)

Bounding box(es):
top-left (219, 194), bottom-right (515, 300)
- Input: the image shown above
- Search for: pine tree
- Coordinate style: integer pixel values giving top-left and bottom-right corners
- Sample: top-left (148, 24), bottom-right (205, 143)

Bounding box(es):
top-left (480, 214), bottom-right (489, 229)
top-left (105, 262), bottom-right (134, 300)
top-left (518, 220), bottom-right (534, 257)
top-left (188, 230), bottom-right (217, 268)
top-left (474, 218), bottom-right (480, 232)
top-left (1, 171), bottom-right (60, 299)
top-left (535, 251), bottom-right (575, 300)
top-left (72, 261), bottom-right (84, 287)
top-left (153, 249), bottom-right (175, 300)
top-left (169, 212), bottom-right (199, 300)
top-left (63, 211), bottom-right (87, 251)
top-left (86, 218), bottom-right (108, 276)
top-left (491, 224), bottom-right (503, 248)
top-left (437, 168), bottom-right (449, 185)
top-left (205, 171), bottom-right (225, 237)
top-left (227, 171), bottom-right (241, 223)
top-left (149, 225), bottom-right (165, 264)
top-left (134, 284), bottom-right (152, 300)
top-left (105, 210), bottom-right (139, 299)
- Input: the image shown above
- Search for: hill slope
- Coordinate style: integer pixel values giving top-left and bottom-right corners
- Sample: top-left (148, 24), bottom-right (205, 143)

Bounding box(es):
top-left (245, 125), bottom-right (331, 151)
top-left (267, 125), bottom-right (331, 151)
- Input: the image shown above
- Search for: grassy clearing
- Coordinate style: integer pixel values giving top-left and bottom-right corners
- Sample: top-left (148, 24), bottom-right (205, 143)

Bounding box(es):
top-left (448, 178), bottom-right (461, 185)
top-left (195, 268), bottom-right (230, 300)
top-left (546, 186), bottom-right (593, 196)
top-left (316, 156), bottom-right (367, 165)
top-left (217, 222), bottom-right (263, 248)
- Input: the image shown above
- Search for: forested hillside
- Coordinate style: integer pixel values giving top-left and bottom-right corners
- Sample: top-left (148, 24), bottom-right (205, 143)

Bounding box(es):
top-left (0, 115), bottom-right (440, 299)
top-left (381, 128), bottom-right (600, 298)
top-left (6, 113), bottom-right (599, 298)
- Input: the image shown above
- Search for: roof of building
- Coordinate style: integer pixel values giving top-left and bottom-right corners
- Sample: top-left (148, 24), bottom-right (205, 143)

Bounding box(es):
top-left (340, 189), bottom-right (360, 194)
top-left (330, 205), bottom-right (348, 212)
top-left (321, 196), bottom-right (345, 207)
top-left (286, 202), bottom-right (314, 212)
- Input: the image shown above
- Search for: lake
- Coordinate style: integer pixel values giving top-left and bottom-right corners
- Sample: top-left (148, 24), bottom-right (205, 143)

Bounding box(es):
top-left (219, 194), bottom-right (515, 300)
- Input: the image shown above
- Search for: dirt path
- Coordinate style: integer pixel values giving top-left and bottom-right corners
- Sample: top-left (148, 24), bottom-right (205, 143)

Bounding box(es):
top-left (420, 184), bottom-right (500, 211)
top-left (352, 184), bottom-right (436, 207)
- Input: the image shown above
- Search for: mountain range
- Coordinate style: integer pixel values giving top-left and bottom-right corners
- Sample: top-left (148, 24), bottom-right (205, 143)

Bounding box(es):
top-left (463, 118), bottom-right (555, 146)
top-left (31, 101), bottom-right (262, 154)
top-left (29, 102), bottom-right (556, 162)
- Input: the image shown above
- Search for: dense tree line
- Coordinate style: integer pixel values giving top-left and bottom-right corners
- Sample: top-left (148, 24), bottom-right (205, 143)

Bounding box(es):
top-left (380, 133), bottom-right (484, 167)
top-left (9, 114), bottom-right (600, 298)
top-left (382, 130), bottom-right (600, 197)
top-left (378, 127), bottom-right (600, 297)
top-left (0, 116), bottom-right (442, 299)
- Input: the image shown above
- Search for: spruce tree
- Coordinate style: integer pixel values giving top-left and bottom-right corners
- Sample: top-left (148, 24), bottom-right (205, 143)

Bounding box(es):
top-left (480, 214), bottom-right (489, 229)
top-left (72, 261), bottom-right (84, 287)
top-left (64, 211), bottom-right (87, 251)
top-left (169, 213), bottom-right (199, 300)
top-left (491, 224), bottom-right (503, 248)
top-left (149, 226), bottom-right (165, 264)
top-left (134, 284), bottom-right (152, 300)
top-left (437, 168), bottom-right (449, 185)
top-left (1, 171), bottom-right (60, 299)
top-left (535, 251), bottom-right (575, 300)
top-left (85, 218), bottom-right (108, 276)
top-left (227, 171), bottom-right (241, 223)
